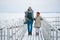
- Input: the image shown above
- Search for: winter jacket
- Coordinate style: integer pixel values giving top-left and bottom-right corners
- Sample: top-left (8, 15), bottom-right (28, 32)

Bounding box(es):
top-left (35, 16), bottom-right (43, 28)
top-left (25, 10), bottom-right (34, 21)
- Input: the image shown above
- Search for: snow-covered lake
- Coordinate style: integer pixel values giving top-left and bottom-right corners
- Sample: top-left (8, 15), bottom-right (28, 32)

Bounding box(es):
top-left (0, 13), bottom-right (60, 19)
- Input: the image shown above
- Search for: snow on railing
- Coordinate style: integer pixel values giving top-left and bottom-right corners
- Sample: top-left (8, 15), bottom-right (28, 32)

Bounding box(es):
top-left (41, 17), bottom-right (60, 40)
top-left (0, 19), bottom-right (27, 40)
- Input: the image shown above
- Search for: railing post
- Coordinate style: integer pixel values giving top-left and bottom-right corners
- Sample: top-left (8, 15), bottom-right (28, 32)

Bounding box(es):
top-left (49, 27), bottom-right (51, 40)
top-left (15, 26), bottom-right (16, 40)
top-left (0, 29), bottom-right (2, 40)
top-left (56, 30), bottom-right (58, 40)
top-left (53, 28), bottom-right (54, 40)
top-left (7, 28), bottom-right (10, 40)
top-left (12, 27), bottom-right (13, 40)
top-left (4, 29), bottom-right (5, 40)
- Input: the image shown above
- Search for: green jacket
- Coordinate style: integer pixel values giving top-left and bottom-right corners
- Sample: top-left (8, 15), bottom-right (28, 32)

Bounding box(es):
top-left (25, 10), bottom-right (34, 21)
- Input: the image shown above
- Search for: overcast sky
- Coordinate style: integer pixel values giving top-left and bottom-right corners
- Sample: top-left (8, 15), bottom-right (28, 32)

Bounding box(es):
top-left (0, 0), bottom-right (60, 13)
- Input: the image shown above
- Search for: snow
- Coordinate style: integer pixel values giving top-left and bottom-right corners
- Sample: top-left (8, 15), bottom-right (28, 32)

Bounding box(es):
top-left (0, 13), bottom-right (60, 40)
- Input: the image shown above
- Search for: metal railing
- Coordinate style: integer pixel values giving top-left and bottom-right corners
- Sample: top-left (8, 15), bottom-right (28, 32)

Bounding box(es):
top-left (41, 17), bottom-right (60, 40)
top-left (0, 19), bottom-right (27, 40)
top-left (0, 17), bottom-right (60, 40)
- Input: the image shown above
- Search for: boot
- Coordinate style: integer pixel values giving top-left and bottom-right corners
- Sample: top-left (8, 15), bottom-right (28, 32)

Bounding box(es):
top-left (30, 32), bottom-right (32, 35)
top-left (28, 32), bottom-right (31, 35)
top-left (28, 32), bottom-right (32, 35)
top-left (36, 32), bottom-right (39, 36)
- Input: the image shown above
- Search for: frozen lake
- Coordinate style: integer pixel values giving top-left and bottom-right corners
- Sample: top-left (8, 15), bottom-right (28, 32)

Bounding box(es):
top-left (0, 13), bottom-right (60, 20)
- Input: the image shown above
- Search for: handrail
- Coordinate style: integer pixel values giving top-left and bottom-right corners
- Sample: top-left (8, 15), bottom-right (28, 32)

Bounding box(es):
top-left (0, 24), bottom-right (27, 40)
top-left (0, 19), bottom-right (27, 40)
top-left (0, 17), bottom-right (60, 40)
top-left (43, 19), bottom-right (60, 33)
top-left (42, 17), bottom-right (60, 40)
top-left (43, 17), bottom-right (60, 18)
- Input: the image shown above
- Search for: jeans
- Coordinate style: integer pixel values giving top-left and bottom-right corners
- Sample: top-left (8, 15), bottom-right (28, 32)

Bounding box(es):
top-left (27, 20), bottom-right (33, 32)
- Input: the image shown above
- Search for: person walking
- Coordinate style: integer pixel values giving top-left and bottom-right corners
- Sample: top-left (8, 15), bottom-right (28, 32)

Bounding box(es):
top-left (25, 7), bottom-right (34, 35)
top-left (34, 12), bottom-right (43, 35)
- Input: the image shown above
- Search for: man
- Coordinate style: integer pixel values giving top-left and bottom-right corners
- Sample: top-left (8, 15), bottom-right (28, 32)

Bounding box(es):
top-left (25, 7), bottom-right (34, 35)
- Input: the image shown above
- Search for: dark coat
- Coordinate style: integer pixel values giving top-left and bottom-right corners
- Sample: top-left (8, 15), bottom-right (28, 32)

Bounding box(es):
top-left (25, 10), bottom-right (34, 21)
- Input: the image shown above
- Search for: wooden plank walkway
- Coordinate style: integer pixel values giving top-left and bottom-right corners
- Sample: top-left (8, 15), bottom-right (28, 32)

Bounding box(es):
top-left (21, 28), bottom-right (44, 40)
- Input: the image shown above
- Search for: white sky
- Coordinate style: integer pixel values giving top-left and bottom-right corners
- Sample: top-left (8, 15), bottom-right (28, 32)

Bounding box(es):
top-left (0, 0), bottom-right (60, 13)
